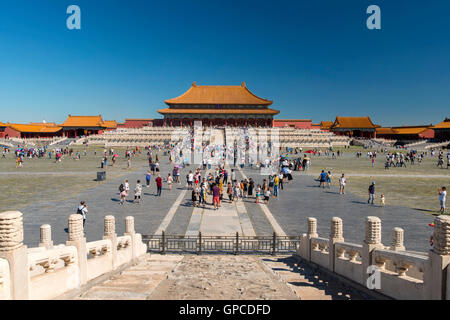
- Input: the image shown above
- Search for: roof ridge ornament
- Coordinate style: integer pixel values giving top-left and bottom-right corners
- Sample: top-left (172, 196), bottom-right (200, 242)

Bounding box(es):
top-left (241, 82), bottom-right (246, 87)
top-left (192, 81), bottom-right (197, 87)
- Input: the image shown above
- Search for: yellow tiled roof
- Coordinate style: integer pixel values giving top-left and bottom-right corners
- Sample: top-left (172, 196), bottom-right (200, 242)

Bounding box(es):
top-left (377, 126), bottom-right (432, 135)
top-left (7, 124), bottom-right (62, 133)
top-left (376, 127), bottom-right (397, 135)
top-left (62, 115), bottom-right (104, 127)
top-left (433, 118), bottom-right (450, 129)
top-left (103, 120), bottom-right (117, 129)
top-left (392, 127), bottom-right (431, 135)
top-left (320, 121), bottom-right (333, 129)
top-left (332, 117), bottom-right (379, 129)
top-left (158, 108), bottom-right (280, 115)
top-left (165, 82), bottom-right (273, 106)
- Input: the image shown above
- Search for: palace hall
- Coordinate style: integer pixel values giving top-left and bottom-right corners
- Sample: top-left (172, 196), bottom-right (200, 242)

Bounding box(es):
top-left (157, 82), bottom-right (280, 127)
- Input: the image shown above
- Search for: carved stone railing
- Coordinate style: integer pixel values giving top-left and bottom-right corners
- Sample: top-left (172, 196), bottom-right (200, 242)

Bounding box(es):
top-left (334, 242), bottom-right (364, 284)
top-left (0, 258), bottom-right (11, 300)
top-left (86, 240), bottom-right (111, 259)
top-left (0, 211), bottom-right (147, 300)
top-left (296, 215), bottom-right (450, 300)
top-left (27, 245), bottom-right (79, 299)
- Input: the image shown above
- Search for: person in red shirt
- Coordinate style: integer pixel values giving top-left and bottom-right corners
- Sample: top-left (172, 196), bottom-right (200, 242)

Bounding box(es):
top-left (155, 174), bottom-right (163, 196)
top-left (212, 183), bottom-right (220, 210)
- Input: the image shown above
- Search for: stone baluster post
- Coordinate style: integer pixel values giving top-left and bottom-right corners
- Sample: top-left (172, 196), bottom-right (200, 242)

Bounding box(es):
top-left (329, 217), bottom-right (344, 271)
top-left (124, 216), bottom-right (138, 262)
top-left (0, 211), bottom-right (29, 299)
top-left (39, 224), bottom-right (53, 249)
top-left (425, 215), bottom-right (450, 300)
top-left (297, 217), bottom-right (318, 261)
top-left (103, 215), bottom-right (117, 269)
top-left (66, 214), bottom-right (87, 286)
top-left (362, 216), bottom-right (383, 285)
top-left (391, 227), bottom-right (405, 251)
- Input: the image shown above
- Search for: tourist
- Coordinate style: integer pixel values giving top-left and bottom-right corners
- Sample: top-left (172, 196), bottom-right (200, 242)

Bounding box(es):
top-left (156, 174), bottom-right (162, 196)
top-left (380, 194), bottom-right (386, 206)
top-left (255, 184), bottom-right (261, 204)
top-left (200, 184), bottom-right (207, 206)
top-left (264, 188), bottom-right (271, 204)
top-left (439, 187), bottom-right (447, 214)
top-left (243, 179), bottom-right (248, 198)
top-left (127, 157), bottom-right (131, 169)
top-left (233, 182), bottom-right (240, 201)
top-left (212, 183), bottom-right (220, 210)
top-left (134, 180), bottom-right (143, 204)
top-left (326, 171), bottom-right (332, 188)
top-left (273, 174), bottom-right (279, 197)
top-left (368, 181), bottom-right (375, 205)
top-left (192, 187), bottom-right (199, 207)
top-left (227, 182), bottom-right (233, 202)
top-left (76, 201), bottom-right (88, 227)
top-left (167, 173), bottom-right (173, 190)
top-left (339, 174), bottom-right (346, 195)
top-left (318, 170), bottom-right (327, 188)
top-left (248, 178), bottom-right (254, 198)
top-left (231, 169), bottom-right (236, 183)
top-left (187, 170), bottom-right (194, 189)
top-left (278, 172), bottom-right (284, 190)
top-left (145, 170), bottom-right (151, 187)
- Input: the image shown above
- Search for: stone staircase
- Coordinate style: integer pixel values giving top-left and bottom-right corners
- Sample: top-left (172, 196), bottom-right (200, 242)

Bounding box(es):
top-left (76, 254), bottom-right (183, 300)
top-left (261, 255), bottom-right (372, 300)
top-left (75, 253), bottom-right (373, 300)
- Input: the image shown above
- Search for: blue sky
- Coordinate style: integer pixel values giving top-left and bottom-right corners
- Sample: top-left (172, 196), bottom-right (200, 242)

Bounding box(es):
top-left (0, 0), bottom-right (449, 126)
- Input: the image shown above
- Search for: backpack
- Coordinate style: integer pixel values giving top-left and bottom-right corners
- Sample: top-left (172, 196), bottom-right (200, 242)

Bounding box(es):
top-left (77, 206), bottom-right (84, 215)
top-left (119, 183), bottom-right (125, 192)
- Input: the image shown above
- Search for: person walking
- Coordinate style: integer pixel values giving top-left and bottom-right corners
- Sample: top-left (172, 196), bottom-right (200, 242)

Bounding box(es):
top-left (134, 180), bottom-right (143, 204)
top-left (273, 174), bottom-right (279, 198)
top-left (155, 174), bottom-right (162, 196)
top-left (212, 183), bottom-right (220, 210)
top-left (339, 173), bottom-right (346, 194)
top-left (319, 170), bottom-right (327, 188)
top-left (326, 171), bottom-right (332, 188)
top-left (368, 181), bottom-right (375, 205)
top-left (145, 170), bottom-right (151, 187)
top-left (439, 187), bottom-right (447, 214)
top-left (167, 173), bottom-right (173, 191)
top-left (77, 201), bottom-right (88, 227)
top-left (227, 182), bottom-right (233, 202)
top-left (248, 178), bottom-right (254, 198)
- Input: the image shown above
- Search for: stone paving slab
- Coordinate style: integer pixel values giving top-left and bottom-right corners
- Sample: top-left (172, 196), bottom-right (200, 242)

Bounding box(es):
top-left (240, 168), bottom-right (433, 252)
top-left (77, 253), bottom-right (184, 300)
top-left (146, 255), bottom-right (299, 300)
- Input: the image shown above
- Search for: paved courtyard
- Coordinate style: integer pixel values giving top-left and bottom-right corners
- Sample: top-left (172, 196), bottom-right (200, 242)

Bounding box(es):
top-left (19, 158), bottom-right (434, 252)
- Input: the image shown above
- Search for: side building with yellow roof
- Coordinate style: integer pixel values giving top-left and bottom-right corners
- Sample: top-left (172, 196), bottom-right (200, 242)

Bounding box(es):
top-left (432, 118), bottom-right (450, 141)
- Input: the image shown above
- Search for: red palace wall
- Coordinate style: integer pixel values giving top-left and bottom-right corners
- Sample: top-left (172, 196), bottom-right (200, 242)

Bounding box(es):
top-left (0, 127), bottom-right (21, 139)
top-left (273, 120), bottom-right (312, 129)
top-left (419, 128), bottom-right (435, 139)
top-left (121, 119), bottom-right (154, 128)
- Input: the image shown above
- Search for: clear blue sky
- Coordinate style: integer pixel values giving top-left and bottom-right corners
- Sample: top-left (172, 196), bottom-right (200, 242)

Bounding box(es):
top-left (0, 0), bottom-right (449, 126)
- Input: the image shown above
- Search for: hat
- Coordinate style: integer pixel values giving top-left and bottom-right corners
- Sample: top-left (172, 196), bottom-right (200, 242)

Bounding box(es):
top-left (372, 181), bottom-right (375, 185)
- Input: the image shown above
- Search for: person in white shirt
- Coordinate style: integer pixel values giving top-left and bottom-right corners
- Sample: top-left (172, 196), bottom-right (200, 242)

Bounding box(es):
top-left (187, 171), bottom-right (194, 189)
top-left (439, 187), bottom-right (447, 214)
top-left (231, 169), bottom-right (236, 182)
top-left (77, 201), bottom-right (88, 227)
top-left (339, 173), bottom-right (346, 195)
